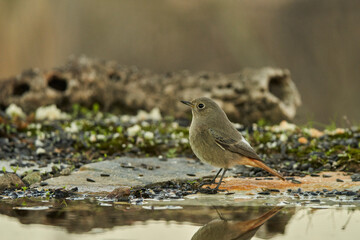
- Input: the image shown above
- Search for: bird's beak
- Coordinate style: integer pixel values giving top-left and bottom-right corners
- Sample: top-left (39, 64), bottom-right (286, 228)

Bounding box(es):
top-left (180, 100), bottom-right (194, 107)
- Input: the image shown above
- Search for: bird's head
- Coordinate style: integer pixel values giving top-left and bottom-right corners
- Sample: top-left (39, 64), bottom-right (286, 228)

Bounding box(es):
top-left (180, 97), bottom-right (226, 121)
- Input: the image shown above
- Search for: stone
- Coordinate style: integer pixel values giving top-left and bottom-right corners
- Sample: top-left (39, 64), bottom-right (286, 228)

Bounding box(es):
top-left (107, 186), bottom-right (131, 199)
top-left (5, 103), bottom-right (26, 118)
top-left (0, 173), bottom-right (25, 190)
top-left (0, 57), bottom-right (301, 124)
top-left (35, 148), bottom-right (46, 155)
top-left (309, 128), bottom-right (324, 138)
top-left (60, 168), bottom-right (72, 176)
top-left (351, 174), bottom-right (360, 182)
top-left (298, 137), bottom-right (308, 144)
top-left (22, 172), bottom-right (42, 186)
top-left (34, 157), bottom-right (222, 192)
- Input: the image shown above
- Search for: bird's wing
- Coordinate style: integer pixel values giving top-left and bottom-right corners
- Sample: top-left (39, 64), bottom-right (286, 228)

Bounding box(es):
top-left (209, 128), bottom-right (262, 161)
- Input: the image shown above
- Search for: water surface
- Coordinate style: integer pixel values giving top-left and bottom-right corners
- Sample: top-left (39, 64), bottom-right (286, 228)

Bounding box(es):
top-left (0, 199), bottom-right (359, 240)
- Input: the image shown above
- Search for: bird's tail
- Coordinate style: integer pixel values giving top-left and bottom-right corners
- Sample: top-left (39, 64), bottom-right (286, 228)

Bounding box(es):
top-left (244, 158), bottom-right (285, 181)
top-left (240, 206), bottom-right (283, 230)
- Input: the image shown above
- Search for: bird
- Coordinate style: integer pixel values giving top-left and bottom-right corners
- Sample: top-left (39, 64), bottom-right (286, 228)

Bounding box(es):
top-left (191, 206), bottom-right (283, 240)
top-left (181, 97), bottom-right (285, 192)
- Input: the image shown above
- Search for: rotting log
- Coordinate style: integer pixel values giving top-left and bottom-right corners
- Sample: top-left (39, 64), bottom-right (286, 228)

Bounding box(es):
top-left (0, 56), bottom-right (301, 124)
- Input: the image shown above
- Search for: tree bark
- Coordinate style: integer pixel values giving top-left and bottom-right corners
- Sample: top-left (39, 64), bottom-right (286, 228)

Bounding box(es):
top-left (0, 56), bottom-right (301, 124)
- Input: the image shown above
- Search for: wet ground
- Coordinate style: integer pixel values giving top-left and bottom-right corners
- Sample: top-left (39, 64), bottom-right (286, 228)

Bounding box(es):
top-left (1, 106), bottom-right (359, 239)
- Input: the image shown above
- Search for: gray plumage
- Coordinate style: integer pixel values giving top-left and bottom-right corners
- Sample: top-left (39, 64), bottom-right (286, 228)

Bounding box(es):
top-left (181, 97), bottom-right (284, 188)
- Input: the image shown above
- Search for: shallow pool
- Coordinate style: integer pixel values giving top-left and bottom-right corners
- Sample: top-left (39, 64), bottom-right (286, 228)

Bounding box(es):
top-left (0, 198), bottom-right (359, 240)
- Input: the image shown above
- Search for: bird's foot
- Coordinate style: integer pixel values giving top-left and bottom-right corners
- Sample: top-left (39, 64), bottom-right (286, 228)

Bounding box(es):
top-left (198, 180), bottom-right (225, 188)
top-left (199, 187), bottom-right (218, 194)
top-left (198, 181), bottom-right (214, 188)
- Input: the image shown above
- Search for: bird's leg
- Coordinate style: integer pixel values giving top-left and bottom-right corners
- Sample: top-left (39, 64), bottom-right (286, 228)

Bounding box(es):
top-left (213, 168), bottom-right (228, 191)
top-left (199, 168), bottom-right (222, 187)
top-left (210, 168), bottom-right (223, 183)
top-left (213, 206), bottom-right (227, 221)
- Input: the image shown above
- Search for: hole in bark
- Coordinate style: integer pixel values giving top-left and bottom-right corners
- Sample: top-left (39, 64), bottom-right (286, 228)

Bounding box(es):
top-left (48, 75), bottom-right (68, 92)
top-left (13, 83), bottom-right (30, 96)
top-left (269, 76), bottom-right (286, 101)
top-left (108, 72), bottom-right (122, 81)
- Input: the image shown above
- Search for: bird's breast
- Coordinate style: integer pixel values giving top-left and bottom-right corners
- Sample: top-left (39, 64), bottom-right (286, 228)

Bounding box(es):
top-left (189, 126), bottom-right (236, 168)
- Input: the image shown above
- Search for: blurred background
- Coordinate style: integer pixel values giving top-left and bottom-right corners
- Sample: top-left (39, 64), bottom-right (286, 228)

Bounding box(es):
top-left (0, 0), bottom-right (359, 126)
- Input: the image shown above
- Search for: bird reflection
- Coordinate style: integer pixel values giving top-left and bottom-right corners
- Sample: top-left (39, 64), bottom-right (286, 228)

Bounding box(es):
top-left (191, 206), bottom-right (283, 240)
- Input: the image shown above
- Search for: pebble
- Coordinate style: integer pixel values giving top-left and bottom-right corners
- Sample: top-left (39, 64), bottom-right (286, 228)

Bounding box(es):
top-left (35, 139), bottom-right (44, 147)
top-left (60, 168), bottom-right (71, 176)
top-left (345, 191), bottom-right (356, 196)
top-left (351, 174), bottom-right (360, 182)
top-left (100, 173), bottom-right (110, 177)
top-left (225, 192), bottom-right (235, 195)
top-left (121, 163), bottom-right (135, 169)
top-left (186, 173), bottom-right (196, 177)
top-left (264, 177), bottom-right (273, 180)
top-left (291, 179), bottom-right (302, 184)
top-left (298, 137), bottom-right (308, 144)
top-left (86, 178), bottom-right (95, 182)
top-left (322, 174), bottom-right (332, 178)
top-left (269, 189), bottom-right (280, 192)
top-left (336, 178), bottom-right (344, 182)
top-left (258, 191), bottom-right (270, 195)
top-left (326, 193), bottom-right (336, 197)
top-left (40, 182), bottom-right (48, 186)
top-left (35, 148), bottom-right (46, 155)
top-left (54, 189), bottom-right (70, 199)
top-left (158, 156), bottom-right (168, 161)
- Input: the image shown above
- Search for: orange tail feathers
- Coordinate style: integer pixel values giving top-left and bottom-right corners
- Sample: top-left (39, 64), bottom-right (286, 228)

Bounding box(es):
top-left (237, 206), bottom-right (283, 231)
top-left (246, 158), bottom-right (285, 181)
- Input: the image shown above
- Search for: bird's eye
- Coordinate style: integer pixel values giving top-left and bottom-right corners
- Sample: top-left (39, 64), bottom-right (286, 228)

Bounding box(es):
top-left (198, 103), bottom-right (205, 109)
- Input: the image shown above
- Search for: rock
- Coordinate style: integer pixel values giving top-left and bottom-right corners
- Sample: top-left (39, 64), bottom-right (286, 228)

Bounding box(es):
top-left (278, 120), bottom-right (297, 131)
top-left (309, 128), bottom-right (324, 138)
top-left (5, 103), bottom-right (26, 118)
top-left (35, 139), bottom-right (44, 147)
top-left (351, 174), bottom-right (360, 182)
top-left (107, 186), bottom-right (131, 200)
top-left (22, 172), bottom-right (42, 185)
top-left (36, 147), bottom-right (46, 155)
top-left (35, 157), bottom-right (221, 192)
top-left (60, 168), bottom-right (71, 176)
top-left (35, 104), bottom-right (69, 121)
top-left (298, 137), bottom-right (308, 144)
top-left (0, 57), bottom-right (301, 124)
top-left (0, 173), bottom-right (25, 190)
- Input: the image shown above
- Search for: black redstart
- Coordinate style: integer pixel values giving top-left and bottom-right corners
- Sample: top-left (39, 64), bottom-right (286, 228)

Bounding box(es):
top-left (181, 97), bottom-right (285, 192)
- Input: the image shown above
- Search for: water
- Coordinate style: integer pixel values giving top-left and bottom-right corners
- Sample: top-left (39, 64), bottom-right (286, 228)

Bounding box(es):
top-left (0, 199), bottom-right (359, 240)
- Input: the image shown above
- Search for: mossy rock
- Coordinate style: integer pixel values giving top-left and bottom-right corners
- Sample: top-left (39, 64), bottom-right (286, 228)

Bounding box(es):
top-left (0, 173), bottom-right (25, 190)
top-left (23, 172), bottom-right (42, 186)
